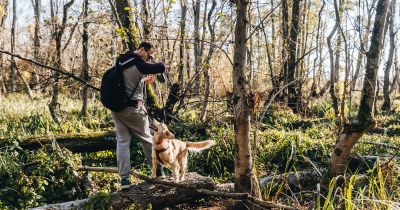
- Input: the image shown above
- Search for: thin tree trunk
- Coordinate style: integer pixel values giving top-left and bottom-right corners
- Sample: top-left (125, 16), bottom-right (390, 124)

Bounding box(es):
top-left (48, 0), bottom-right (75, 123)
top-left (178, 0), bottom-right (187, 85)
top-left (281, 0), bottom-right (289, 102)
top-left (389, 51), bottom-right (399, 95)
top-left (31, 0), bottom-right (41, 90)
top-left (232, 0), bottom-right (261, 198)
top-left (114, 0), bottom-right (137, 51)
top-left (382, 0), bottom-right (396, 111)
top-left (193, 0), bottom-right (201, 95)
top-left (141, 0), bottom-right (150, 40)
top-left (0, 0), bottom-right (8, 93)
top-left (287, 0), bottom-right (301, 112)
top-left (81, 0), bottom-right (89, 116)
top-left (351, 0), bottom-right (376, 91)
top-left (327, 0), bottom-right (390, 178)
top-left (327, 0), bottom-right (340, 118)
top-left (200, 0), bottom-right (215, 122)
top-left (310, 0), bottom-right (325, 97)
top-left (10, 0), bottom-right (16, 92)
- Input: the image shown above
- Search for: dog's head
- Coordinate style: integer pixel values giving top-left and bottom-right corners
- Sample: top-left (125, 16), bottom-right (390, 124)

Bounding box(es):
top-left (151, 119), bottom-right (175, 142)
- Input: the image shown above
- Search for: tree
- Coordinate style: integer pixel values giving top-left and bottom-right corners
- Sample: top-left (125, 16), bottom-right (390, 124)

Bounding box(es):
top-left (110, 0), bottom-right (137, 51)
top-left (10, 0), bottom-right (16, 92)
top-left (0, 0), bottom-right (8, 93)
top-left (193, 0), bottom-right (201, 95)
top-left (382, 0), bottom-right (396, 111)
top-left (48, 0), bottom-right (75, 122)
top-left (327, 0), bottom-right (390, 178)
top-left (287, 0), bottom-right (302, 112)
top-left (178, 0), bottom-right (187, 85)
top-left (232, 0), bottom-right (261, 198)
top-left (81, 0), bottom-right (89, 116)
top-left (31, 0), bottom-right (41, 89)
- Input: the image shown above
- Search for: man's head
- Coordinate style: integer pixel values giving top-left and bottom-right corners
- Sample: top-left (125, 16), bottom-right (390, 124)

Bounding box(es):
top-left (135, 42), bottom-right (155, 61)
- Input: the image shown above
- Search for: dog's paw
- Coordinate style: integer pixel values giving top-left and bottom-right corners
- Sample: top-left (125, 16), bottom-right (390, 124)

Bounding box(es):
top-left (150, 174), bottom-right (156, 179)
top-left (173, 179), bottom-right (180, 183)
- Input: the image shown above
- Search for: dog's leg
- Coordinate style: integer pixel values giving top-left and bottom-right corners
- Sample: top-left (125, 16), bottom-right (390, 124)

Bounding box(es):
top-left (179, 151), bottom-right (188, 182)
top-left (171, 161), bottom-right (180, 183)
top-left (150, 151), bottom-right (157, 178)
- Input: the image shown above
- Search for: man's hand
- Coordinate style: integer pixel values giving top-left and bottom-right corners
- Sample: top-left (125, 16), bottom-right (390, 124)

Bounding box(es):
top-left (144, 75), bottom-right (156, 84)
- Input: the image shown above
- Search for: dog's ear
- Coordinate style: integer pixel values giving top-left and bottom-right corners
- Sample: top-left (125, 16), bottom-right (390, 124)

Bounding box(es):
top-left (162, 130), bottom-right (175, 139)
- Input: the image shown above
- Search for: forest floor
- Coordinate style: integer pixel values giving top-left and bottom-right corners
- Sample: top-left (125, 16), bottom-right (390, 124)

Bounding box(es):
top-left (1, 93), bottom-right (400, 209)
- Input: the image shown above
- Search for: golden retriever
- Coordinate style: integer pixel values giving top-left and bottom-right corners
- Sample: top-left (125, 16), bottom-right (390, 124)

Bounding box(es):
top-left (150, 119), bottom-right (215, 182)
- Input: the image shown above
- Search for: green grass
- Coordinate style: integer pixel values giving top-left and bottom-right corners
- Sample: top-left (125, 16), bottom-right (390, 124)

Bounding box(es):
top-left (1, 93), bottom-right (400, 209)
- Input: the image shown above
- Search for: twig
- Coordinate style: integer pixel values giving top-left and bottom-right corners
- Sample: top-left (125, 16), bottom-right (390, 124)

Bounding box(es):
top-left (0, 49), bottom-right (100, 91)
top-left (77, 166), bottom-right (298, 210)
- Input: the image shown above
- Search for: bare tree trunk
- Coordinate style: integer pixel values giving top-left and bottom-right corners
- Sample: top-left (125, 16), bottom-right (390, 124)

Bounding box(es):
top-left (10, 0), bottom-right (16, 92)
top-left (310, 0), bottom-right (325, 97)
top-left (48, 0), bottom-right (75, 123)
top-left (389, 52), bottom-right (399, 95)
top-left (287, 0), bottom-right (301, 112)
top-left (31, 0), bottom-right (41, 90)
top-left (178, 0), bottom-right (187, 85)
top-left (193, 0), bottom-right (201, 95)
top-left (81, 0), bottom-right (89, 116)
top-left (327, 0), bottom-right (390, 178)
top-left (351, 0), bottom-right (376, 91)
top-left (113, 0), bottom-right (137, 51)
top-left (0, 0), bottom-right (8, 93)
top-left (141, 0), bottom-right (150, 40)
top-left (232, 0), bottom-right (261, 198)
top-left (200, 0), bottom-right (215, 122)
top-left (281, 0), bottom-right (289, 102)
top-left (327, 0), bottom-right (340, 118)
top-left (382, 0), bottom-right (396, 111)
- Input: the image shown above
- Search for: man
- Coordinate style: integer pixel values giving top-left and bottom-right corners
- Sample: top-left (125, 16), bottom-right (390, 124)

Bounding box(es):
top-left (111, 42), bottom-right (165, 189)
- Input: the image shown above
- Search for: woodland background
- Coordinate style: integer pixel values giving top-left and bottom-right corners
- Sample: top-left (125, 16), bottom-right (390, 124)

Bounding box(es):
top-left (0, 0), bottom-right (400, 209)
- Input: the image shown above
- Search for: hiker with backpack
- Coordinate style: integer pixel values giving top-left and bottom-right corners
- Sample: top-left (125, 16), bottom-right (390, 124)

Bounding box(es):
top-left (101, 42), bottom-right (166, 189)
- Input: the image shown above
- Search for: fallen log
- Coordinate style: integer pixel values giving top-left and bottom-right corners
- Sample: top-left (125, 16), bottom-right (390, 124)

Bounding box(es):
top-left (33, 166), bottom-right (298, 210)
top-left (0, 131), bottom-right (116, 152)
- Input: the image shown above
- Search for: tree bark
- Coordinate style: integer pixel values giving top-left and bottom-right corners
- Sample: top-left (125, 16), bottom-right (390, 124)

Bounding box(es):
top-left (382, 0), bottom-right (396, 111)
top-left (0, 0), bottom-right (8, 93)
top-left (141, 0), bottom-right (150, 40)
top-left (178, 0), bottom-right (187, 85)
top-left (200, 0), bottom-right (216, 122)
top-left (193, 0), bottom-right (201, 95)
top-left (232, 0), bottom-right (261, 198)
top-left (287, 0), bottom-right (301, 112)
top-left (114, 0), bottom-right (137, 51)
top-left (327, 0), bottom-right (390, 178)
top-left (48, 0), bottom-right (75, 123)
top-left (81, 0), bottom-right (89, 116)
top-left (31, 0), bottom-right (41, 90)
top-left (0, 131), bottom-right (116, 153)
top-left (10, 0), bottom-right (16, 92)
top-left (327, 0), bottom-right (340, 118)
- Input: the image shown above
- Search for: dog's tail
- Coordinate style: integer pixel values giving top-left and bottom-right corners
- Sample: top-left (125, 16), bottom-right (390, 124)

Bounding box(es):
top-left (186, 140), bottom-right (215, 152)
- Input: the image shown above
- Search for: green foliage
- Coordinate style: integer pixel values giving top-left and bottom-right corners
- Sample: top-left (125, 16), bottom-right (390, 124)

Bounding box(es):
top-left (83, 192), bottom-right (111, 210)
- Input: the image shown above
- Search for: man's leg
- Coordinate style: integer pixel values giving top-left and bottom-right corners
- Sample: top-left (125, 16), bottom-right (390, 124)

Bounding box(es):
top-left (111, 112), bottom-right (132, 178)
top-left (117, 107), bottom-right (164, 175)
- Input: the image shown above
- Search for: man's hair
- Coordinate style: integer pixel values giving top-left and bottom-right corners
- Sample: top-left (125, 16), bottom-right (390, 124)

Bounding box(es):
top-left (138, 42), bottom-right (153, 51)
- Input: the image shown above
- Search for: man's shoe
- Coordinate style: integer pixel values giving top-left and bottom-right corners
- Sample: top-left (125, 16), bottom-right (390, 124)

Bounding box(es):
top-left (120, 177), bottom-right (132, 190)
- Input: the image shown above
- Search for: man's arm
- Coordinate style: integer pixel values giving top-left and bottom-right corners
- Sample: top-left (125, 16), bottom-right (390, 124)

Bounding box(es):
top-left (136, 61), bottom-right (165, 74)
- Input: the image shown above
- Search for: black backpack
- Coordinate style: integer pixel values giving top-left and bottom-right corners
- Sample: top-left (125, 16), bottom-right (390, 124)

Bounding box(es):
top-left (100, 53), bottom-right (143, 112)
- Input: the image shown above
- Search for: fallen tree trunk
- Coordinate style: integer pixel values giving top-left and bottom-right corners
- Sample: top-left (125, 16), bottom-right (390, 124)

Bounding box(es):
top-left (32, 172), bottom-right (214, 209)
top-left (0, 131), bottom-right (116, 152)
top-left (33, 168), bottom-right (297, 210)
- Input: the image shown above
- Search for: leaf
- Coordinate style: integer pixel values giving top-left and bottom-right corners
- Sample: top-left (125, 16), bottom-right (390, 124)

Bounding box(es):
top-left (123, 7), bottom-right (130, 11)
